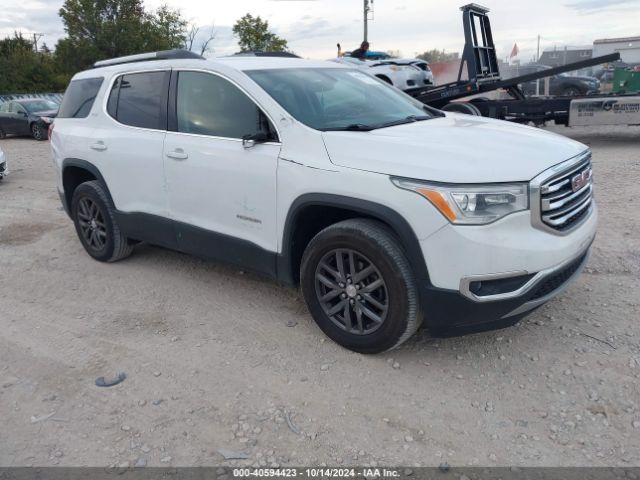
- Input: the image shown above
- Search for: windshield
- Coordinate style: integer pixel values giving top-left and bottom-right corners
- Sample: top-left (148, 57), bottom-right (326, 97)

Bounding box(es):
top-left (246, 68), bottom-right (439, 131)
top-left (21, 100), bottom-right (58, 113)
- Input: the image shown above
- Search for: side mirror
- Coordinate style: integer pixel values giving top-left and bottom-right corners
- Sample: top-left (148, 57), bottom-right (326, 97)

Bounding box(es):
top-left (242, 132), bottom-right (269, 149)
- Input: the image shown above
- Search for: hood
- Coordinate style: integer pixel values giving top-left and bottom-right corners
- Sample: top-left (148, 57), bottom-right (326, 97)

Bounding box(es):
top-left (321, 113), bottom-right (588, 183)
top-left (32, 109), bottom-right (58, 118)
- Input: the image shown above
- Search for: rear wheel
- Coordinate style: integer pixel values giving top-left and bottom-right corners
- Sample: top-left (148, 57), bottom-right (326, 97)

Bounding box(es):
top-left (71, 181), bottom-right (133, 262)
top-left (300, 219), bottom-right (421, 354)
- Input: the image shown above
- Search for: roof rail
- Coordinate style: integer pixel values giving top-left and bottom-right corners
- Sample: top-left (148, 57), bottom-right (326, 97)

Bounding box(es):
top-left (93, 49), bottom-right (204, 68)
top-left (232, 51), bottom-right (301, 58)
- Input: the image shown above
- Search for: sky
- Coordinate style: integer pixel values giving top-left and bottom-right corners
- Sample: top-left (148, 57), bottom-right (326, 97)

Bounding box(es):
top-left (1, 0), bottom-right (639, 62)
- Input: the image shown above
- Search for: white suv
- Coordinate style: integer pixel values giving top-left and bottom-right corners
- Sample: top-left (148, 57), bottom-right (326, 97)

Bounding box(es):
top-left (51, 50), bottom-right (597, 353)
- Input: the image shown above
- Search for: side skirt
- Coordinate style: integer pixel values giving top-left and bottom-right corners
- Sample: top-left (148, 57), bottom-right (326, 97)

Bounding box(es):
top-left (114, 211), bottom-right (278, 279)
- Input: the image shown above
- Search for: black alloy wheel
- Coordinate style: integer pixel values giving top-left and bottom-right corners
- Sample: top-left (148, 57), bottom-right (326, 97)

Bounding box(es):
top-left (314, 248), bottom-right (389, 335)
top-left (31, 123), bottom-right (44, 140)
top-left (76, 197), bottom-right (108, 253)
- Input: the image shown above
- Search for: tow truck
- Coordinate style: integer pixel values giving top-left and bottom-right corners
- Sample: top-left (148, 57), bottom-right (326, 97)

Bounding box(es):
top-left (406, 3), bottom-right (640, 128)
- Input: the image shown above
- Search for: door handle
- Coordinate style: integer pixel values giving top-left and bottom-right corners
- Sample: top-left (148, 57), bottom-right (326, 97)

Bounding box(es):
top-left (90, 142), bottom-right (107, 151)
top-left (166, 149), bottom-right (188, 160)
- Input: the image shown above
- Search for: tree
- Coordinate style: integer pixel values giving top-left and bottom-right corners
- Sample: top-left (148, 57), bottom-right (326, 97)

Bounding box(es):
top-left (185, 23), bottom-right (216, 56)
top-left (185, 24), bottom-right (199, 51)
top-left (0, 33), bottom-right (66, 93)
top-left (416, 49), bottom-right (459, 63)
top-left (199, 24), bottom-right (216, 56)
top-left (232, 14), bottom-right (288, 53)
top-left (146, 5), bottom-right (188, 52)
top-left (56, 0), bottom-right (187, 73)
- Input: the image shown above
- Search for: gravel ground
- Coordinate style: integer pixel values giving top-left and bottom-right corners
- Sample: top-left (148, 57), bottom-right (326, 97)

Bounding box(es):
top-left (1, 125), bottom-right (639, 468)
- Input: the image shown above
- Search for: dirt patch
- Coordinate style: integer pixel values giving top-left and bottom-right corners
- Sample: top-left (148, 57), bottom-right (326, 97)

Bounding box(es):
top-left (0, 222), bottom-right (58, 246)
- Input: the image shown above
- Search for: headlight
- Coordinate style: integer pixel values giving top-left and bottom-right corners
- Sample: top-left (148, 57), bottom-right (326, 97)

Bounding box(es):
top-left (40, 117), bottom-right (54, 124)
top-left (392, 178), bottom-right (529, 225)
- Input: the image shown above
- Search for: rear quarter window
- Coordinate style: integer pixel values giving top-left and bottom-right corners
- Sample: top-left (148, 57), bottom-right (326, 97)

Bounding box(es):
top-left (107, 71), bottom-right (169, 130)
top-left (58, 78), bottom-right (104, 118)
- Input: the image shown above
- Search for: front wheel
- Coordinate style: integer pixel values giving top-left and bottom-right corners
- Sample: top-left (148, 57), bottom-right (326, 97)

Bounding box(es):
top-left (31, 123), bottom-right (46, 141)
top-left (300, 219), bottom-right (421, 354)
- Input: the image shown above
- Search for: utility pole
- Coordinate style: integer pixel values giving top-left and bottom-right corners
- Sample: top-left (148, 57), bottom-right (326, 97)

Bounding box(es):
top-left (32, 33), bottom-right (44, 53)
top-left (363, 0), bottom-right (373, 43)
top-left (536, 35), bottom-right (541, 62)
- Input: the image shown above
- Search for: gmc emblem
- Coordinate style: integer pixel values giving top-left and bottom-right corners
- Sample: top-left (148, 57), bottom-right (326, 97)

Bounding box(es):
top-left (571, 169), bottom-right (591, 192)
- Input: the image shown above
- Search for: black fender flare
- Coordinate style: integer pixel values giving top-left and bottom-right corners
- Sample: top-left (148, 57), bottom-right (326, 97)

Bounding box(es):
top-left (61, 158), bottom-right (115, 210)
top-left (277, 193), bottom-right (432, 293)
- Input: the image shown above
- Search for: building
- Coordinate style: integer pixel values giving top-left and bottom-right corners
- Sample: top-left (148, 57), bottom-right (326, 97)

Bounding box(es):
top-left (538, 47), bottom-right (592, 67)
top-left (593, 36), bottom-right (640, 65)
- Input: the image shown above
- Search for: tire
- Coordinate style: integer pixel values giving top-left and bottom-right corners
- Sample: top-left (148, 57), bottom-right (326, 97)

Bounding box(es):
top-left (442, 102), bottom-right (482, 116)
top-left (300, 219), bottom-right (421, 354)
top-left (31, 123), bottom-right (46, 141)
top-left (71, 180), bottom-right (133, 262)
top-left (0, 128), bottom-right (6, 139)
top-left (562, 86), bottom-right (582, 97)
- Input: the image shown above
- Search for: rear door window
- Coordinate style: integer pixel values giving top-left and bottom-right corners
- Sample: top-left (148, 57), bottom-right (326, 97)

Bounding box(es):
top-left (58, 77), bottom-right (104, 118)
top-left (107, 71), bottom-right (169, 130)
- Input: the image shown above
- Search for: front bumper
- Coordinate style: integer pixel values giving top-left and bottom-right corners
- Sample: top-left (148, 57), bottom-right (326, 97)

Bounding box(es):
top-left (421, 204), bottom-right (597, 291)
top-left (419, 202), bottom-right (597, 335)
top-left (423, 243), bottom-right (591, 336)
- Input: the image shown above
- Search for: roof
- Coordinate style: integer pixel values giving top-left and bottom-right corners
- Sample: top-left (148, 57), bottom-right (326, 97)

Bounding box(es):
top-left (75, 56), bottom-right (347, 80)
top-left (594, 36), bottom-right (640, 45)
top-left (215, 56), bottom-right (345, 70)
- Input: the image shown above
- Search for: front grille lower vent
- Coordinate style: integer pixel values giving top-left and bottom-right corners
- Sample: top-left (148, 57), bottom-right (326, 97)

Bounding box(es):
top-left (528, 252), bottom-right (587, 301)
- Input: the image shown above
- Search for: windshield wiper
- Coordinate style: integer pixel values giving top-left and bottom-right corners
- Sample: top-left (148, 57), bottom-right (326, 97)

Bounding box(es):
top-left (422, 104), bottom-right (445, 117)
top-left (323, 123), bottom-right (374, 132)
top-left (374, 115), bottom-right (432, 129)
top-left (323, 115), bottom-right (433, 132)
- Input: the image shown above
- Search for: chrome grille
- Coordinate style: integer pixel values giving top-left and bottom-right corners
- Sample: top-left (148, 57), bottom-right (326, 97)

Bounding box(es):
top-left (539, 154), bottom-right (593, 232)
